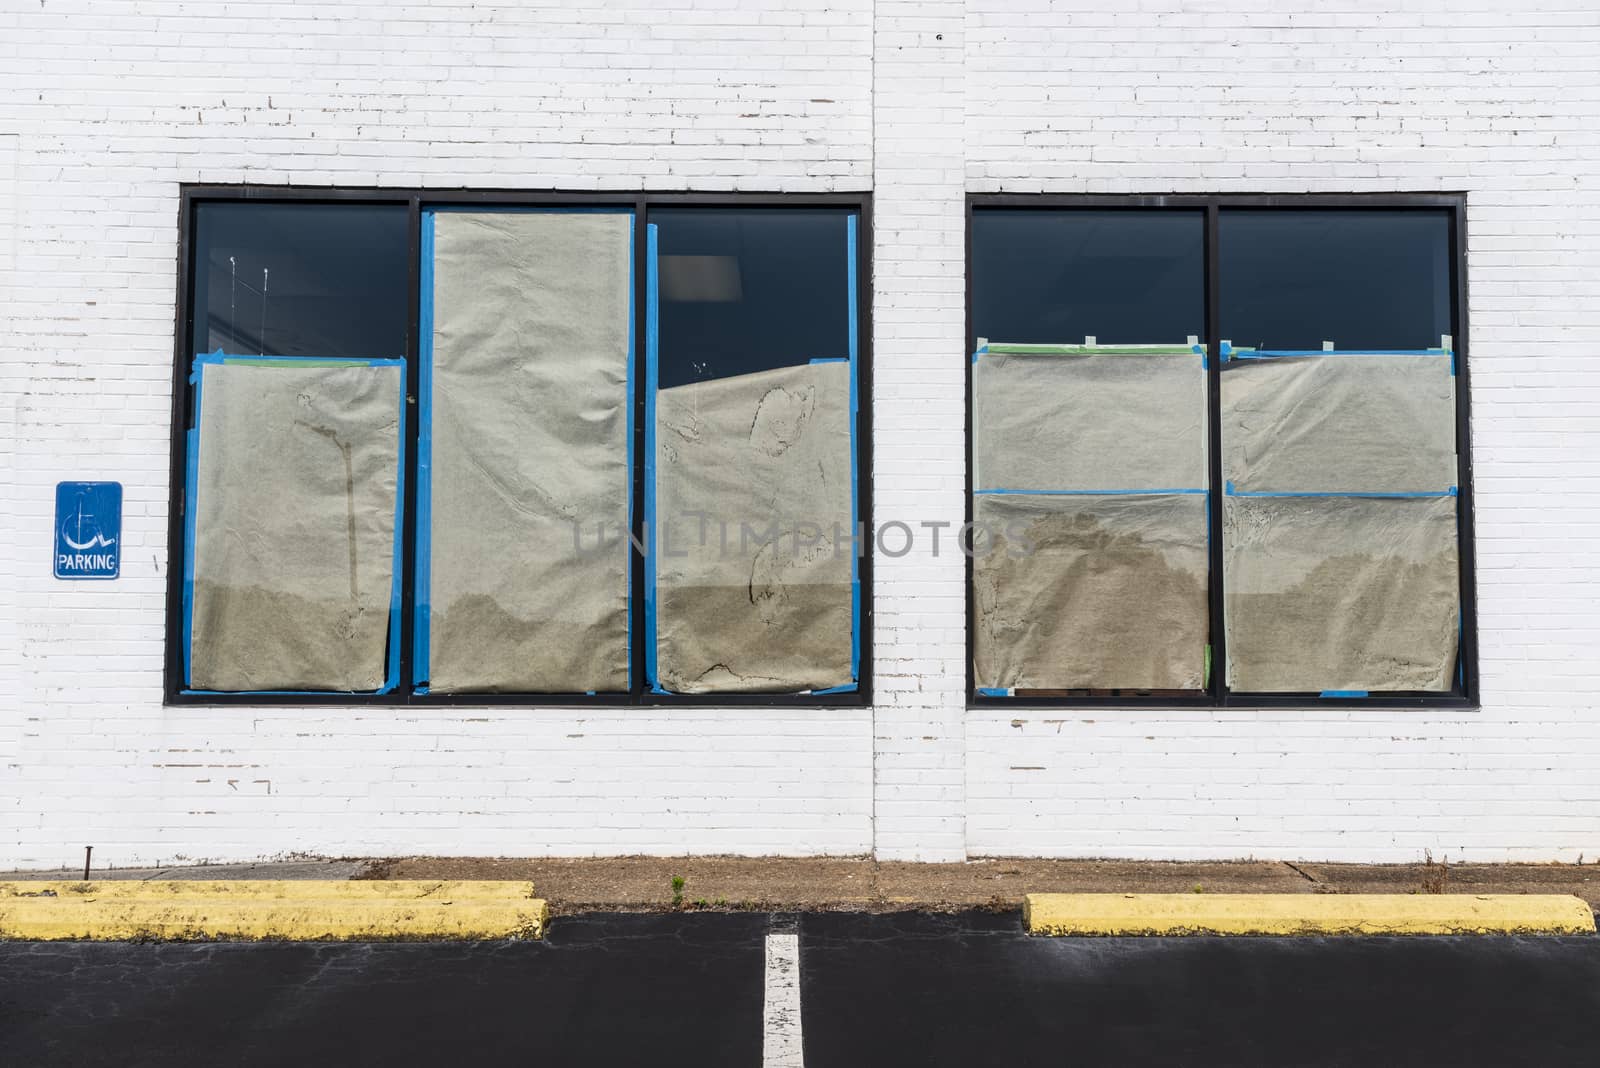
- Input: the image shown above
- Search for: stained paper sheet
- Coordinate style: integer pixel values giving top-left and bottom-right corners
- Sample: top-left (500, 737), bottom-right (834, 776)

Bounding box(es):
top-left (190, 361), bottom-right (402, 692)
top-left (974, 348), bottom-right (1206, 491)
top-left (1222, 354), bottom-right (1455, 493)
top-left (425, 210), bottom-right (632, 693)
top-left (1224, 494), bottom-right (1460, 692)
top-left (972, 492), bottom-right (1209, 691)
top-left (654, 361), bottom-right (854, 693)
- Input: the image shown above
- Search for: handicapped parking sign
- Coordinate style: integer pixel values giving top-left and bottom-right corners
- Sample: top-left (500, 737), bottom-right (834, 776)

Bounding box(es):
top-left (54, 481), bottom-right (121, 579)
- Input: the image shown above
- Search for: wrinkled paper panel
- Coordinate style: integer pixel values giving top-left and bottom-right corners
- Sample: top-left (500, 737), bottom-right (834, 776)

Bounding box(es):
top-left (974, 350), bottom-right (1205, 491)
top-left (1222, 354), bottom-right (1455, 492)
top-left (426, 210), bottom-right (632, 693)
top-left (190, 361), bottom-right (402, 692)
top-left (1224, 495), bottom-right (1460, 692)
top-left (973, 492), bottom-right (1209, 691)
top-left (655, 361), bottom-right (853, 693)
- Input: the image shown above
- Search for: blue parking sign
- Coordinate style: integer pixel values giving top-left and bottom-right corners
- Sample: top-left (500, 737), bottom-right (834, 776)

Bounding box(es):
top-left (55, 481), bottom-right (122, 580)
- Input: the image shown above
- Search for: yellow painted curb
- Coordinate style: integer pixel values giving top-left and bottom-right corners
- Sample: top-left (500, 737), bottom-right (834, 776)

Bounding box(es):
top-left (1024, 893), bottom-right (1597, 937)
top-left (0, 881), bottom-right (547, 941)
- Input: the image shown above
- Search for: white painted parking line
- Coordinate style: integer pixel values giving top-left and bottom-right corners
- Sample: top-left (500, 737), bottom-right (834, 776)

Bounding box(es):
top-left (763, 929), bottom-right (804, 1067)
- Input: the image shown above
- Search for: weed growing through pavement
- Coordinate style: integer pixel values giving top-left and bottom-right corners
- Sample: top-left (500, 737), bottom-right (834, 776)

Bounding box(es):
top-left (1419, 850), bottom-right (1450, 894)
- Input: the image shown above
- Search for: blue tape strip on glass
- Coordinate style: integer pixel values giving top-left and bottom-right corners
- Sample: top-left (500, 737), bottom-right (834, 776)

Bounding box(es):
top-left (1224, 481), bottom-right (1457, 499)
top-left (1321, 690), bottom-right (1369, 698)
top-left (643, 223), bottom-right (667, 695)
top-left (1228, 348), bottom-right (1452, 359)
top-left (193, 351), bottom-right (404, 369)
top-left (977, 687), bottom-right (1011, 697)
top-left (413, 210), bottom-right (436, 687)
top-left (626, 213), bottom-right (637, 692)
top-left (180, 379), bottom-right (205, 687)
top-left (846, 213), bottom-right (861, 690)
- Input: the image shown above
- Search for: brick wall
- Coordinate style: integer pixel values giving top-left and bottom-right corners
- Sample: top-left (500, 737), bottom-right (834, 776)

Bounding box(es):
top-left (963, 0), bottom-right (1600, 862)
top-left (2, 0), bottom-right (1596, 867)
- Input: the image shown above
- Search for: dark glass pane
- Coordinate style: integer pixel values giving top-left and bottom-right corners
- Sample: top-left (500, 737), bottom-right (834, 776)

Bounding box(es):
top-left (653, 208), bottom-right (851, 389)
top-left (191, 203), bottom-right (409, 360)
top-left (971, 209), bottom-right (1204, 345)
top-left (1219, 209), bottom-right (1451, 351)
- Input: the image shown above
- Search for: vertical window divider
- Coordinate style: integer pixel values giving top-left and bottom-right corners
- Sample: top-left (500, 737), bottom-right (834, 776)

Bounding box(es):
top-left (398, 195), bottom-right (422, 703)
top-left (1204, 202), bottom-right (1227, 705)
top-left (1451, 199), bottom-right (1479, 702)
top-left (632, 195), bottom-right (650, 702)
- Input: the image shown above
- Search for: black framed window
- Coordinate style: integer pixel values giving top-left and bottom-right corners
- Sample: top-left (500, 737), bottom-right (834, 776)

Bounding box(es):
top-left (967, 194), bottom-right (1476, 708)
top-left (165, 188), bottom-right (872, 707)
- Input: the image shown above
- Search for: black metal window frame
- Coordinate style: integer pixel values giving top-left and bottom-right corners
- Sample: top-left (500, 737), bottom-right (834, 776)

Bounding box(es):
top-left (164, 185), bottom-right (875, 708)
top-left (964, 191), bottom-right (1478, 710)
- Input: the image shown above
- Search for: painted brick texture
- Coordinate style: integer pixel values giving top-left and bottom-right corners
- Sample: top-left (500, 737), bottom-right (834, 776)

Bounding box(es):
top-left (3, 0), bottom-right (1597, 867)
top-left (964, 1), bottom-right (1600, 862)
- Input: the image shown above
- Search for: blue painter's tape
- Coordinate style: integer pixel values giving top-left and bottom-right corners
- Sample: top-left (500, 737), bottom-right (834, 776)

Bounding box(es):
top-left (181, 364), bottom-right (204, 687)
top-left (975, 487), bottom-right (1207, 497)
top-left (1220, 341), bottom-right (1234, 361)
top-left (413, 210), bottom-right (436, 688)
top-left (1229, 348), bottom-right (1451, 360)
top-left (1225, 482), bottom-right (1457, 499)
top-left (1195, 343), bottom-right (1208, 370)
top-left (194, 351), bottom-right (404, 369)
top-left (1321, 690), bottom-right (1368, 698)
top-left (977, 687), bottom-right (1010, 697)
top-left (847, 213), bottom-right (861, 690)
top-left (644, 223), bottom-right (666, 695)
top-left (810, 683), bottom-right (855, 695)
top-left (810, 356), bottom-right (848, 364)
top-left (626, 213), bottom-right (636, 692)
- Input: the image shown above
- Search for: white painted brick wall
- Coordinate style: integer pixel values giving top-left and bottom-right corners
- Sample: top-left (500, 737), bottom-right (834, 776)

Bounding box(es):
top-left (963, 0), bottom-right (1600, 863)
top-left (3, 0), bottom-right (1598, 867)
top-left (870, 0), bottom-right (969, 862)
top-left (1, 0), bottom-right (876, 869)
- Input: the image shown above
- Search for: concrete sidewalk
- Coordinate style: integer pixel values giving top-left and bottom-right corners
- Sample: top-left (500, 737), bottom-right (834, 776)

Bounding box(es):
top-left (0, 859), bottom-right (364, 882)
top-left (362, 856), bottom-right (1600, 914)
top-left (9, 856), bottom-right (1595, 914)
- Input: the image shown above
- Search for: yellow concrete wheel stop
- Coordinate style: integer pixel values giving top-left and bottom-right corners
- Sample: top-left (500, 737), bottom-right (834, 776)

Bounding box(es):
top-left (1024, 893), bottom-right (1597, 937)
top-left (0, 881), bottom-right (548, 941)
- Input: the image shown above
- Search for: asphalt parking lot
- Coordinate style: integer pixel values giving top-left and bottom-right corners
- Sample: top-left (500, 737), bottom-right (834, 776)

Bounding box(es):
top-left (3, 910), bottom-right (1598, 1067)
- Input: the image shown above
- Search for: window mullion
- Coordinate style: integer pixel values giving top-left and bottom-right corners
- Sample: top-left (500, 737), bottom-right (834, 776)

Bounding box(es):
top-left (1205, 200), bottom-right (1226, 706)
top-left (400, 194), bottom-right (423, 701)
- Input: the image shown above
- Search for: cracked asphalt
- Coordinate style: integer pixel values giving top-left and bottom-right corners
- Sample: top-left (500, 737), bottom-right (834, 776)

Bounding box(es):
top-left (3, 910), bottom-right (1598, 1067)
